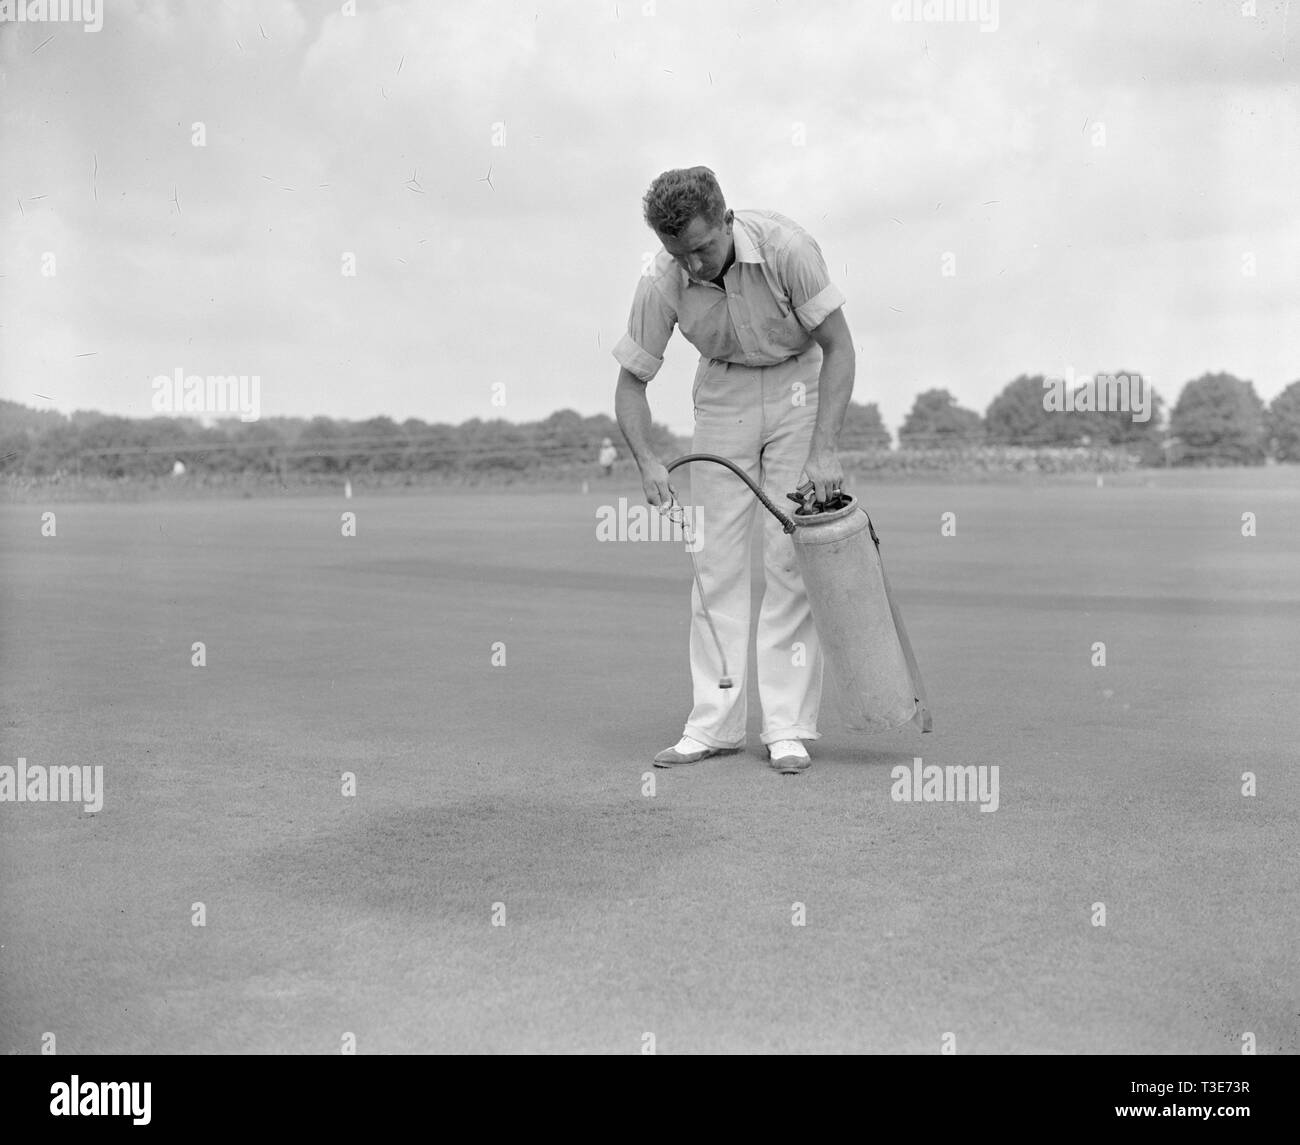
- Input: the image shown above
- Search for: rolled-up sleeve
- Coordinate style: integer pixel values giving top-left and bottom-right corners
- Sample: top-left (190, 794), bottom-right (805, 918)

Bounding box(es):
top-left (613, 273), bottom-right (676, 382)
top-left (780, 231), bottom-right (846, 332)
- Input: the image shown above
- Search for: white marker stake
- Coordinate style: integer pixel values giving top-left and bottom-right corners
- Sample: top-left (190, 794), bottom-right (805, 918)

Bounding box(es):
top-left (581, 480), bottom-right (589, 494)
top-left (345, 479), bottom-right (353, 499)
top-left (1096, 475), bottom-right (1103, 488)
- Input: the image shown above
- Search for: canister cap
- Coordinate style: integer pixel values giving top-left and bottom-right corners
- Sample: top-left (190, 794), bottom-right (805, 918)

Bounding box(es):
top-left (790, 494), bottom-right (860, 526)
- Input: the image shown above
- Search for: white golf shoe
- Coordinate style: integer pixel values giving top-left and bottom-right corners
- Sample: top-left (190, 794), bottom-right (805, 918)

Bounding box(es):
top-left (767, 739), bottom-right (810, 774)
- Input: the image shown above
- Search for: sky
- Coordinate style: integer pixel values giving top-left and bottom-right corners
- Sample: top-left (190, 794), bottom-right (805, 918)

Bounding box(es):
top-left (1, 0), bottom-right (1297, 438)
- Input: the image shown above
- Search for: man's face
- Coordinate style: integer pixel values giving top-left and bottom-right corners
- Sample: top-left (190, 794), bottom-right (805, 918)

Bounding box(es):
top-left (657, 210), bottom-right (733, 283)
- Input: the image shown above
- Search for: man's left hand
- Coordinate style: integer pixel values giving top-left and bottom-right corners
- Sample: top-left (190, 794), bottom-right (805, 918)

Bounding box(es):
top-left (800, 445), bottom-right (844, 505)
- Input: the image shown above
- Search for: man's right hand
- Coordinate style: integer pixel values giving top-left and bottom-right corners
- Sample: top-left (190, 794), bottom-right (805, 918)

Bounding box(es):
top-left (639, 458), bottom-right (676, 509)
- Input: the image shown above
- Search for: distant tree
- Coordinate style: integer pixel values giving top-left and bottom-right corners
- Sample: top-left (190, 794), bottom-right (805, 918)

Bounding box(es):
top-left (346, 416), bottom-right (405, 472)
top-left (398, 417), bottom-right (430, 471)
top-left (76, 415), bottom-right (184, 477)
top-left (262, 416), bottom-right (307, 439)
top-left (0, 429), bottom-right (29, 473)
top-left (1169, 372), bottom-right (1267, 465)
top-left (898, 388), bottom-right (984, 446)
top-left (402, 420), bottom-right (460, 472)
top-left (985, 375), bottom-right (1064, 445)
top-left (23, 422), bottom-right (81, 476)
top-left (579, 412), bottom-right (632, 461)
top-left (232, 419), bottom-right (285, 474)
top-left (987, 372), bottom-right (1165, 448)
top-left (1266, 380), bottom-right (1300, 463)
top-left (1079, 369), bottom-right (1166, 465)
top-left (581, 413), bottom-right (620, 438)
top-left (1082, 370), bottom-right (1164, 444)
top-left (540, 409), bottom-right (584, 440)
top-left (645, 420), bottom-right (686, 460)
top-left (535, 409), bottom-right (589, 463)
top-left (838, 401), bottom-right (891, 450)
top-left (296, 416), bottom-right (345, 474)
top-left (184, 423), bottom-right (238, 474)
top-left (0, 400), bottom-right (55, 472)
top-left (538, 409), bottom-right (680, 462)
top-left (0, 399), bottom-right (66, 436)
top-left (465, 417), bottom-right (535, 471)
top-left (184, 419), bottom-right (283, 474)
top-left (69, 409), bottom-right (110, 430)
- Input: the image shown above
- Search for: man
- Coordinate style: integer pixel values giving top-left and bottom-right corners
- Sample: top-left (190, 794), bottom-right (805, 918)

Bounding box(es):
top-left (613, 166), bottom-right (855, 774)
top-left (597, 436), bottom-right (618, 476)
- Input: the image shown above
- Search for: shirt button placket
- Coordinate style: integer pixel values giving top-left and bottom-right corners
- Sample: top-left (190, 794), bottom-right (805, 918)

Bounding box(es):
top-left (732, 293), bottom-right (754, 356)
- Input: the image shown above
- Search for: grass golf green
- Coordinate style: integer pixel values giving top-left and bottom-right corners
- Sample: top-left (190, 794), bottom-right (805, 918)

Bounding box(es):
top-left (1, 467), bottom-right (1296, 1053)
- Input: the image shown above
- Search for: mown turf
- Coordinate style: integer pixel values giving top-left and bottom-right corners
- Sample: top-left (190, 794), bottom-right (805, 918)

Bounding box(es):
top-left (1, 468), bottom-right (1297, 1053)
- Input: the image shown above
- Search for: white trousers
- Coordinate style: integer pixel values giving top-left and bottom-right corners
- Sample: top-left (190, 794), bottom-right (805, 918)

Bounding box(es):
top-left (681, 346), bottom-right (825, 749)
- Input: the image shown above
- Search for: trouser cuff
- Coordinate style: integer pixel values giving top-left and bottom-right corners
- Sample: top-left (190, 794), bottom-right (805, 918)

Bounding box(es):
top-left (683, 725), bottom-right (745, 750)
top-left (759, 727), bottom-right (821, 746)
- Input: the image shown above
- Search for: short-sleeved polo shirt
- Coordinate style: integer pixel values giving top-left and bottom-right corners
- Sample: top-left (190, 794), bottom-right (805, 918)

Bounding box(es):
top-left (613, 209), bottom-right (846, 383)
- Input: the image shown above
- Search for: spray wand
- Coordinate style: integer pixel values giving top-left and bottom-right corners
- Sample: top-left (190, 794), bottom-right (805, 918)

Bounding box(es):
top-left (659, 453), bottom-right (809, 690)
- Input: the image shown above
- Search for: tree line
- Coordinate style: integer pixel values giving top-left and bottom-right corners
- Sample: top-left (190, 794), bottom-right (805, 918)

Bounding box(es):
top-left (2, 370), bottom-right (1297, 479)
top-left (0, 407), bottom-right (681, 479)
top-left (848, 371), bottom-right (1297, 466)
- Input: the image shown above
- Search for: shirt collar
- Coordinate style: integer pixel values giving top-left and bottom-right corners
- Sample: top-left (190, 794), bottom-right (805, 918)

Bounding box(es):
top-left (731, 212), bottom-right (763, 264)
top-left (677, 212), bottom-right (761, 287)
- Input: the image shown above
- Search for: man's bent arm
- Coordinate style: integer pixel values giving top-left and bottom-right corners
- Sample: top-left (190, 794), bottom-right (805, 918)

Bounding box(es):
top-left (615, 367), bottom-right (676, 507)
top-left (615, 367), bottom-right (661, 467)
top-left (799, 307), bottom-right (855, 502)
top-left (809, 307), bottom-right (855, 452)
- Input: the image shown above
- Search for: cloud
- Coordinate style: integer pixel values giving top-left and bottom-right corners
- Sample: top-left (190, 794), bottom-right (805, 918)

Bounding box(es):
top-left (1, 0), bottom-right (1296, 436)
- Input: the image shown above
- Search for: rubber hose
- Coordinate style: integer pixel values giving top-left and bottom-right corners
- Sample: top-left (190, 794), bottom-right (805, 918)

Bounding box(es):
top-left (665, 453), bottom-right (797, 533)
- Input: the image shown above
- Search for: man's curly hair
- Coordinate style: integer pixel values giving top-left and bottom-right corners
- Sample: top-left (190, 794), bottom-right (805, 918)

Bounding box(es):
top-left (642, 166), bottom-right (727, 237)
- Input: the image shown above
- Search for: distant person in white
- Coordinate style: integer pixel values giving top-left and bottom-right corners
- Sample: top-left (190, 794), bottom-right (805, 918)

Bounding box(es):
top-left (598, 437), bottom-right (618, 477)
